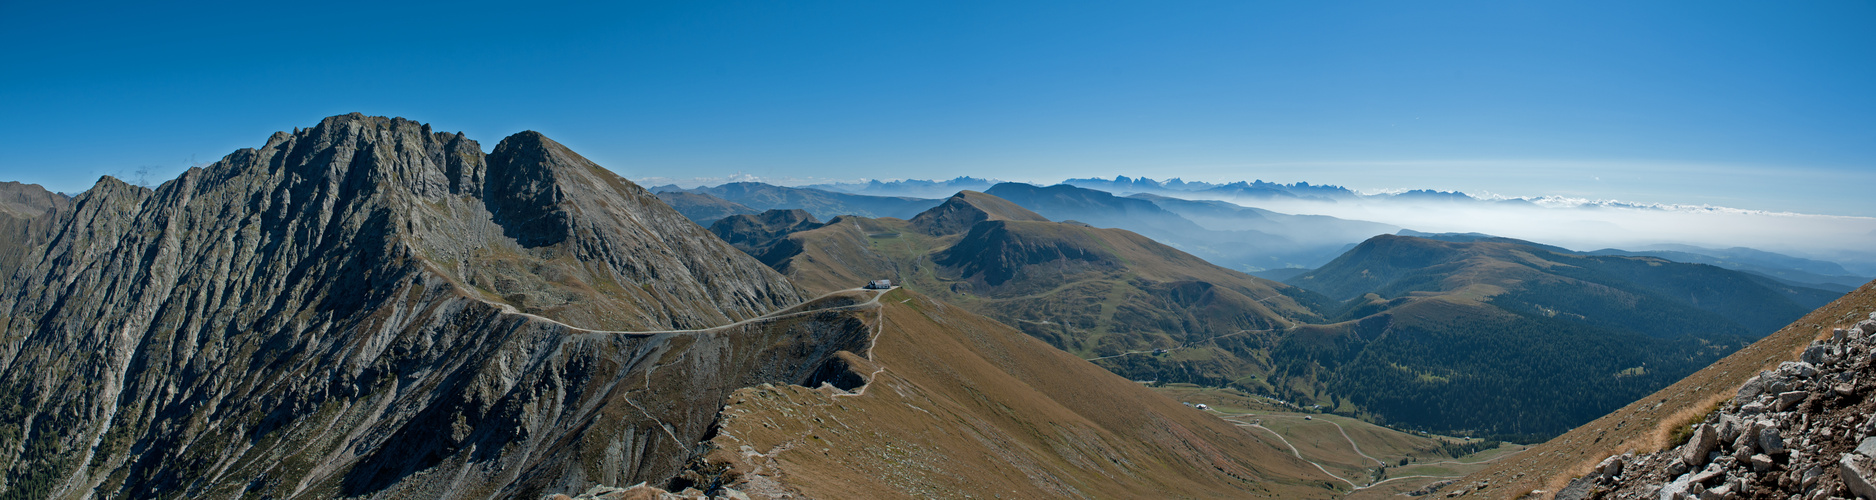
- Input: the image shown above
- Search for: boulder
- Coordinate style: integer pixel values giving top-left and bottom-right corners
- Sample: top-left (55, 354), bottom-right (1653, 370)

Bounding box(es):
top-left (1697, 482), bottom-right (1734, 500)
top-left (1597, 454), bottom-right (1626, 477)
top-left (1682, 424), bottom-right (1721, 467)
top-left (1665, 474), bottom-right (1695, 499)
top-left (1858, 437), bottom-right (1876, 458)
top-left (1749, 454), bottom-right (1775, 473)
top-left (1777, 361), bottom-right (1817, 379)
top-left (1758, 425), bottom-right (1786, 455)
top-left (1774, 391), bottom-right (1807, 412)
top-left (1802, 344), bottom-right (1835, 366)
top-left (1842, 453), bottom-right (1876, 500)
top-left (1719, 415), bottom-right (1746, 444)
top-left (1735, 375), bottom-right (1765, 405)
top-left (1725, 428), bottom-right (1755, 456)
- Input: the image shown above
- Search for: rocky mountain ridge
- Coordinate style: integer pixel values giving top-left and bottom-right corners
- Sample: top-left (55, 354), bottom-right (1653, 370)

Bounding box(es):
top-left (0, 114), bottom-right (838, 499)
top-left (0, 181), bottom-right (69, 276)
top-left (0, 114), bottom-right (1349, 499)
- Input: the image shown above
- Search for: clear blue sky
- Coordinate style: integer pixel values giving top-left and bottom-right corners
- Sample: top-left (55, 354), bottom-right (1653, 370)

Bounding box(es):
top-left (4, 1), bottom-right (1873, 215)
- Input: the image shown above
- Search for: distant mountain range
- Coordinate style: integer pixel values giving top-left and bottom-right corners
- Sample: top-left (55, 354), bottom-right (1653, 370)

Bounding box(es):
top-left (655, 182), bottom-right (941, 222)
top-left (1589, 243), bottom-right (1871, 292)
top-left (800, 176), bottom-right (1001, 199)
top-left (661, 176), bottom-right (1868, 306)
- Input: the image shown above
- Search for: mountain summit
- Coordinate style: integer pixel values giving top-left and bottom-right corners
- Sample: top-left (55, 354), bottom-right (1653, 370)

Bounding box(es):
top-left (0, 114), bottom-right (835, 498)
top-left (0, 115), bottom-right (1344, 499)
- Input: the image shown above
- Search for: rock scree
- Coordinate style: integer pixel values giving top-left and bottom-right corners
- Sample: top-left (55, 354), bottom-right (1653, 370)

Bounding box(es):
top-left (1543, 312), bottom-right (1876, 500)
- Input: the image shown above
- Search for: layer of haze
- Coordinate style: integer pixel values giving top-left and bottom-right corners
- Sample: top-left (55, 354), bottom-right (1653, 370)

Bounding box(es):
top-left (1178, 194), bottom-right (1876, 276)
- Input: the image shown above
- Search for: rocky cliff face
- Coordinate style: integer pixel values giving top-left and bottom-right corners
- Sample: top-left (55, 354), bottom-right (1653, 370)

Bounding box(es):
top-left (0, 181), bottom-right (70, 276)
top-left (0, 114), bottom-right (846, 499)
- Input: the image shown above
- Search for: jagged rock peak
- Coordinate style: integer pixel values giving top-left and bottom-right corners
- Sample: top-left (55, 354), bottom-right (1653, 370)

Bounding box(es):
top-left (0, 181), bottom-right (70, 217)
top-left (0, 114), bottom-right (824, 498)
top-left (909, 190), bottom-right (1048, 236)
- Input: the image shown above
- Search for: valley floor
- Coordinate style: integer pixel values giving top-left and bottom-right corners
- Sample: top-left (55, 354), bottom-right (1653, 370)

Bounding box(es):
top-left (1148, 384), bottom-right (1527, 497)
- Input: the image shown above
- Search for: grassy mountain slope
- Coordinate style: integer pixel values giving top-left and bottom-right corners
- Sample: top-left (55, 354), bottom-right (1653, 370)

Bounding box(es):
top-left (984, 182), bottom-right (1360, 270)
top-left (1274, 235), bottom-right (1833, 439)
top-left (654, 191), bottom-right (758, 225)
top-left (907, 189), bottom-right (1046, 235)
top-left (713, 191), bottom-right (1329, 391)
top-left (699, 288), bottom-right (1347, 498)
top-left (1590, 246), bottom-right (1873, 292)
top-left (679, 182), bottom-right (941, 221)
top-left (1451, 279), bottom-right (1876, 498)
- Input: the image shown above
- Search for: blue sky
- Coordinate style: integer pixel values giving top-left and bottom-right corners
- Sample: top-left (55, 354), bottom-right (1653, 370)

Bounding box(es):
top-left (3, 1), bottom-right (1873, 215)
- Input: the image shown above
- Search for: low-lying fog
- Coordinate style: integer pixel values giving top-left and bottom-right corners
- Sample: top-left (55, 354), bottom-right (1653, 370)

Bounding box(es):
top-left (1182, 194), bottom-right (1876, 276)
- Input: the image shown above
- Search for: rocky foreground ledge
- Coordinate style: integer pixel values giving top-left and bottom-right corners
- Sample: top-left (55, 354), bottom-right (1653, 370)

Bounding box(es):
top-left (1549, 313), bottom-right (1876, 500)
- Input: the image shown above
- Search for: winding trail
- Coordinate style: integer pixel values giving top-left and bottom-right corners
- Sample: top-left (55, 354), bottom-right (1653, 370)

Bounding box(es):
top-left (1214, 410), bottom-right (1527, 493)
top-left (1327, 417), bottom-right (1385, 467)
top-left (833, 290), bottom-right (893, 398)
top-left (1219, 411), bottom-right (1379, 467)
top-left (1350, 475), bottom-right (1463, 491)
top-left (1231, 421), bottom-right (1357, 488)
top-left (493, 286), bottom-right (888, 336)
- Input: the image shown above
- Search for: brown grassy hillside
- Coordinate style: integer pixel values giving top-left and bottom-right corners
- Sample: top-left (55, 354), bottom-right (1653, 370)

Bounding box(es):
top-left (698, 288), bottom-right (1348, 499)
top-left (1449, 279), bottom-right (1876, 498)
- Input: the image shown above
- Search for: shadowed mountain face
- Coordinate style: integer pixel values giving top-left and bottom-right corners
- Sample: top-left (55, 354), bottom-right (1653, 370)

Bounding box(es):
top-left (0, 114), bottom-right (843, 499)
top-left (0, 181), bottom-right (70, 276)
top-left (707, 209), bottom-right (826, 267)
top-left (711, 189), bottom-right (1330, 390)
top-left (1589, 244), bottom-right (1874, 292)
top-left (653, 191), bottom-right (757, 225)
top-left (676, 182), bottom-right (941, 221)
top-left (1272, 235), bottom-right (1834, 438)
top-left (983, 182), bottom-right (1378, 270)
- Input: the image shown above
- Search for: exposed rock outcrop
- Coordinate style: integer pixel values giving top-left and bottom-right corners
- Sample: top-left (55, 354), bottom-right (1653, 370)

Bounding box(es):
top-left (0, 114), bottom-right (843, 499)
top-left (1551, 312), bottom-right (1876, 500)
top-left (0, 181), bottom-right (70, 275)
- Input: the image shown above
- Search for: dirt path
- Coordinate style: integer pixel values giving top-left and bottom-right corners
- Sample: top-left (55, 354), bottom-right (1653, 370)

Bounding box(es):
top-left (1350, 474), bottom-right (1462, 491)
top-left (1327, 418), bottom-right (1385, 467)
top-left (493, 287), bottom-right (886, 335)
top-left (1229, 420), bottom-right (1358, 488)
top-left (833, 292), bottom-right (892, 398)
